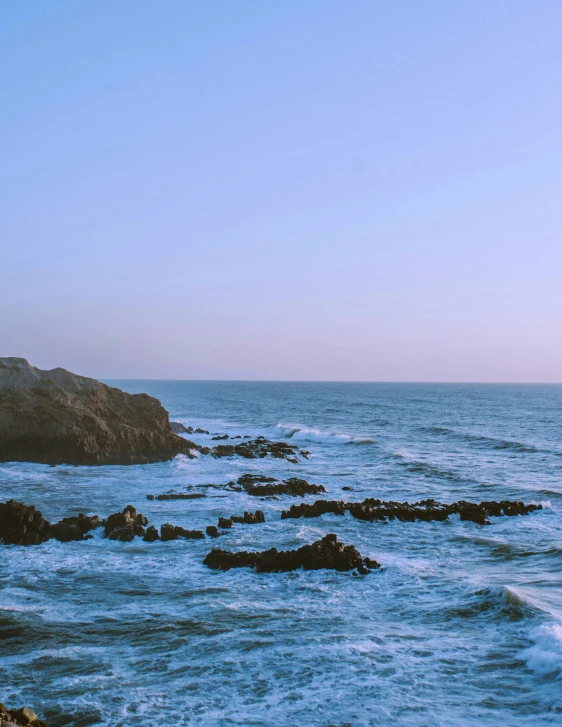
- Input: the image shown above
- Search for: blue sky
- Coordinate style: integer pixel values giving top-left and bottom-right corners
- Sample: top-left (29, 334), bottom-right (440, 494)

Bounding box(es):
top-left (2, 1), bottom-right (561, 380)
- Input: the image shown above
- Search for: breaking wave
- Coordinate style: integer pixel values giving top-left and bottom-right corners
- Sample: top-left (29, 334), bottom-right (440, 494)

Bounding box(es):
top-left (522, 622), bottom-right (562, 678)
top-left (276, 423), bottom-right (373, 444)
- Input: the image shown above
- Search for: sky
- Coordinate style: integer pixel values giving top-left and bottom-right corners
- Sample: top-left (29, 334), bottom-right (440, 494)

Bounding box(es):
top-left (1, 1), bottom-right (561, 381)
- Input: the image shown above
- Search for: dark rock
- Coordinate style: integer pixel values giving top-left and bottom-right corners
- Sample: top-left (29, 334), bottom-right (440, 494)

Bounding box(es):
top-left (143, 525), bottom-right (160, 542)
top-left (243, 477), bottom-right (327, 498)
top-left (281, 497), bottom-right (542, 525)
top-left (149, 493), bottom-right (206, 500)
top-left (237, 474), bottom-right (277, 487)
top-left (204, 533), bottom-right (379, 573)
top-left (211, 434), bottom-right (229, 440)
top-left (0, 357), bottom-right (201, 465)
top-left (51, 513), bottom-right (100, 542)
top-left (0, 703), bottom-right (48, 726)
top-left (104, 505), bottom-right (148, 541)
top-left (218, 516), bottom-right (233, 529)
top-left (231, 510), bottom-right (265, 525)
top-left (342, 486), bottom-right (352, 491)
top-left (195, 428), bottom-right (210, 434)
top-left (206, 525), bottom-right (222, 538)
top-left (160, 523), bottom-right (205, 541)
top-left (211, 438), bottom-right (304, 461)
top-left (0, 500), bottom-right (52, 545)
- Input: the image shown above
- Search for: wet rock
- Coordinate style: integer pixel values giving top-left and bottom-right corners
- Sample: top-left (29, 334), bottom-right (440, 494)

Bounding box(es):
top-left (0, 703), bottom-right (48, 726)
top-left (206, 525), bottom-right (222, 538)
top-left (230, 510), bottom-right (265, 525)
top-left (170, 422), bottom-right (194, 434)
top-left (237, 474), bottom-right (327, 498)
top-left (143, 525), bottom-right (160, 542)
top-left (342, 486), bottom-right (352, 491)
top-left (211, 434), bottom-right (229, 440)
top-left (237, 474), bottom-right (277, 487)
top-left (160, 523), bottom-right (205, 541)
top-left (204, 533), bottom-right (379, 573)
top-left (0, 357), bottom-right (200, 465)
top-left (195, 428), bottom-right (210, 434)
top-left (147, 493), bottom-right (206, 500)
top-left (104, 505), bottom-right (148, 541)
top-left (218, 517), bottom-right (233, 529)
top-left (51, 513), bottom-right (100, 542)
top-left (0, 500), bottom-right (52, 546)
top-left (211, 438), bottom-right (305, 461)
top-left (281, 497), bottom-right (542, 525)
top-left (281, 500), bottom-right (346, 519)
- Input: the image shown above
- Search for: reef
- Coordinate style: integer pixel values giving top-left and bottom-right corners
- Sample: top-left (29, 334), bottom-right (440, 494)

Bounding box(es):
top-left (204, 533), bottom-right (379, 574)
top-left (280, 497), bottom-right (542, 525)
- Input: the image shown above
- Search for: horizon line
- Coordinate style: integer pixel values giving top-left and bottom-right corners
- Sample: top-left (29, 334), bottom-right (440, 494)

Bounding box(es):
top-left (101, 378), bottom-right (562, 385)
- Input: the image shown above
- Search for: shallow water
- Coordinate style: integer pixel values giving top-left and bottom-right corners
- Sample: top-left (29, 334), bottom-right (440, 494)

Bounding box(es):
top-left (1, 382), bottom-right (562, 726)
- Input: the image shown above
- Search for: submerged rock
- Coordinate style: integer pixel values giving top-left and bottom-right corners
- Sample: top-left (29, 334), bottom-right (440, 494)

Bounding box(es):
top-left (0, 500), bottom-right (52, 546)
top-left (0, 357), bottom-right (199, 465)
top-left (204, 533), bottom-right (379, 574)
top-left (147, 493), bottom-right (206, 500)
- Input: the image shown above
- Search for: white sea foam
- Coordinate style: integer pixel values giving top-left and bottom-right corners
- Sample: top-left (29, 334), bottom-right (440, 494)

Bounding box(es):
top-left (276, 422), bottom-right (373, 444)
top-left (522, 622), bottom-right (562, 678)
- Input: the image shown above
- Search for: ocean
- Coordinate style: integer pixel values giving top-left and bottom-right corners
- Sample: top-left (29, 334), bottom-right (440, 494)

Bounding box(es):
top-left (1, 381), bottom-right (561, 726)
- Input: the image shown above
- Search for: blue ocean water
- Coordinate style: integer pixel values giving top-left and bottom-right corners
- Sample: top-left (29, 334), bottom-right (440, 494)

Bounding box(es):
top-left (1, 382), bottom-right (562, 726)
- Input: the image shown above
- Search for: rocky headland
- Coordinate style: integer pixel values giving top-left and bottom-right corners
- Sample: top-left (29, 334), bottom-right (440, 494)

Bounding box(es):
top-left (0, 358), bottom-right (198, 465)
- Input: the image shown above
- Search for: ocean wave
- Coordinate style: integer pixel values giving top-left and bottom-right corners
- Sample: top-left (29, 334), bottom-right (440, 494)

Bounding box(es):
top-left (522, 622), bottom-right (562, 678)
top-left (392, 450), bottom-right (469, 481)
top-left (276, 423), bottom-right (373, 444)
top-left (422, 426), bottom-right (542, 454)
top-left (446, 585), bottom-right (543, 622)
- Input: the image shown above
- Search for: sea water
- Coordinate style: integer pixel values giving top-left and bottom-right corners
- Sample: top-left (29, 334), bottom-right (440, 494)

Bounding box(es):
top-left (1, 382), bottom-right (562, 726)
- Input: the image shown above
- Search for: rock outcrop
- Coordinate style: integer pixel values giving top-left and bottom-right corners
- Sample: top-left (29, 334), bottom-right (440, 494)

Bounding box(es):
top-left (280, 497), bottom-right (542, 525)
top-left (204, 533), bottom-right (379, 574)
top-left (0, 358), bottom-right (198, 465)
top-left (0, 703), bottom-right (48, 726)
top-left (0, 500), bottom-right (52, 546)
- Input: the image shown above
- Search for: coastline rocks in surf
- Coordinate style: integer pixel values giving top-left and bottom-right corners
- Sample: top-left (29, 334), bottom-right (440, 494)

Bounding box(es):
top-left (0, 500), bottom-right (52, 545)
top-left (51, 513), bottom-right (100, 542)
top-left (235, 474), bottom-right (326, 497)
top-left (104, 505), bottom-right (148, 541)
top-left (281, 497), bottom-right (542, 525)
top-left (0, 704), bottom-right (47, 726)
top-left (160, 523), bottom-right (205, 541)
top-left (218, 510), bottom-right (265, 529)
top-left (204, 533), bottom-right (379, 574)
top-left (0, 357), bottom-right (199, 465)
top-left (143, 525), bottom-right (160, 542)
top-left (147, 492), bottom-right (206, 500)
top-left (211, 436), bottom-right (308, 461)
top-left (212, 434), bottom-right (229, 440)
top-left (206, 525), bottom-right (223, 538)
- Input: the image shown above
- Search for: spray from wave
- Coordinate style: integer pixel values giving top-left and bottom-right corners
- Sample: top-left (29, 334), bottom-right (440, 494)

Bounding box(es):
top-left (276, 423), bottom-right (373, 444)
top-left (522, 622), bottom-right (562, 678)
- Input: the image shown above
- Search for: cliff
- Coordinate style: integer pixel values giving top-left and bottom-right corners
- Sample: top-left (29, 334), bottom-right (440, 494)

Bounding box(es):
top-left (0, 358), bottom-right (196, 465)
